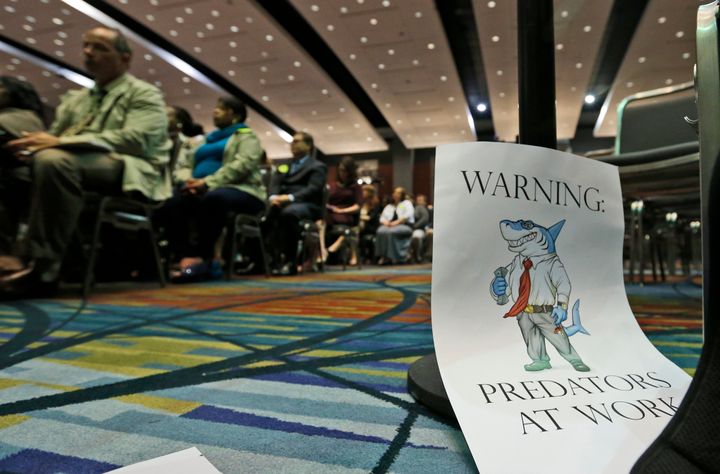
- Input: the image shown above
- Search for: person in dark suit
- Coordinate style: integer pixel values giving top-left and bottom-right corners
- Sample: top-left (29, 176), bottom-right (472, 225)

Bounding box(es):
top-left (266, 131), bottom-right (327, 275)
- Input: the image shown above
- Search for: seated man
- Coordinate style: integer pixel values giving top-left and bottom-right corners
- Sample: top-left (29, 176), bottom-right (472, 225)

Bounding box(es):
top-left (3, 26), bottom-right (171, 294)
top-left (265, 131), bottom-right (326, 275)
top-left (408, 194), bottom-right (430, 263)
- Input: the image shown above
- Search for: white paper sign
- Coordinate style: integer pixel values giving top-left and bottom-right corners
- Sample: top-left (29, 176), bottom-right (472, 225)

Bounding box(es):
top-left (432, 142), bottom-right (691, 474)
top-left (105, 447), bottom-right (222, 474)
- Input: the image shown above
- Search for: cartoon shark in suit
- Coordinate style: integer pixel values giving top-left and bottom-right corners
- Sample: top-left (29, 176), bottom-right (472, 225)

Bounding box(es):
top-left (490, 219), bottom-right (591, 372)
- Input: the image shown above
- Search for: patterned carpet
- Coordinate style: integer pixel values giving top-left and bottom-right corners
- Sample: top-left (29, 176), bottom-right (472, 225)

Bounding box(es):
top-left (0, 267), bottom-right (702, 473)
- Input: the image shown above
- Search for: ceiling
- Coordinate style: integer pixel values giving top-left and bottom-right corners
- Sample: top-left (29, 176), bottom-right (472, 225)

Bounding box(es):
top-left (0, 0), bottom-right (703, 157)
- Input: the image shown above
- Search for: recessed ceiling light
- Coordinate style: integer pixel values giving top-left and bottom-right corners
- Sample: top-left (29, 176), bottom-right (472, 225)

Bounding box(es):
top-left (194, 104), bottom-right (201, 110)
top-left (340, 7), bottom-right (348, 13)
top-left (440, 75), bottom-right (447, 81)
top-left (327, 24), bottom-right (335, 31)
top-left (148, 68), bottom-right (156, 74)
top-left (370, 18), bottom-right (378, 25)
top-left (682, 52), bottom-right (691, 59)
top-left (382, 0), bottom-right (391, 6)
top-left (6, 65), bottom-right (15, 71)
top-left (261, 51), bottom-right (269, 57)
top-left (170, 30), bottom-right (178, 37)
top-left (229, 41), bottom-right (237, 47)
top-left (175, 17), bottom-right (184, 24)
top-left (354, 123), bottom-right (360, 128)
top-left (497, 70), bottom-right (503, 76)
top-left (491, 35), bottom-right (500, 42)
top-left (55, 50), bottom-right (64, 57)
top-left (584, 94), bottom-right (595, 104)
top-left (658, 17), bottom-right (666, 24)
top-left (448, 96), bottom-right (455, 102)
top-left (288, 75), bottom-right (295, 81)
top-left (339, 107), bottom-right (346, 112)
top-left (433, 132), bottom-right (438, 137)
top-left (182, 76), bottom-right (191, 83)
top-left (357, 0), bottom-right (364, 4)
top-left (22, 24), bottom-right (32, 31)
top-left (144, 54), bottom-right (152, 61)
top-left (371, 83), bottom-right (378, 89)
top-left (665, 78), bottom-right (673, 85)
top-left (638, 56), bottom-right (646, 63)
top-left (211, 10), bottom-right (220, 17)
top-left (378, 63), bottom-right (385, 69)
top-left (384, 102), bottom-right (391, 108)
top-left (10, 58), bottom-right (20, 65)
top-left (184, 7), bottom-right (193, 14)
top-left (321, 89), bottom-right (329, 95)
top-left (412, 59), bottom-right (420, 66)
top-left (556, 43), bottom-right (564, 50)
top-left (58, 31), bottom-right (68, 38)
top-left (328, 125), bottom-right (334, 131)
top-left (360, 36), bottom-right (368, 43)
top-left (388, 49), bottom-right (395, 55)
top-left (488, 1), bottom-right (496, 7)
top-left (311, 4), bottom-right (319, 12)
top-left (146, 14), bottom-right (154, 21)
top-left (52, 17), bottom-right (63, 25)
top-left (259, 78), bottom-right (266, 85)
top-left (416, 100), bottom-right (423, 105)
top-left (184, 88), bottom-right (191, 94)
top-left (675, 31), bottom-right (684, 38)
top-left (349, 54), bottom-right (356, 60)
top-left (626, 81), bottom-right (634, 88)
top-left (26, 37), bottom-right (37, 44)
top-left (415, 11), bottom-right (422, 18)
top-left (260, 66), bottom-right (268, 72)
top-left (262, 96), bottom-right (269, 102)
top-left (4, 6), bottom-right (15, 12)
top-left (396, 119), bottom-right (403, 124)
top-left (230, 26), bottom-right (239, 33)
top-left (570, 86), bottom-right (577, 92)
top-left (26, 15), bottom-right (36, 23)
top-left (583, 25), bottom-right (591, 33)
top-left (427, 43), bottom-right (435, 50)
top-left (246, 17), bottom-right (253, 23)
top-left (367, 137), bottom-right (373, 141)
top-left (477, 103), bottom-right (487, 112)
top-left (575, 62), bottom-right (583, 69)
top-left (196, 31), bottom-right (205, 38)
top-left (560, 10), bottom-right (568, 18)
top-left (293, 61), bottom-right (301, 67)
top-left (499, 92), bottom-right (505, 98)
top-left (265, 34), bottom-right (274, 41)
top-left (193, 46), bottom-right (202, 53)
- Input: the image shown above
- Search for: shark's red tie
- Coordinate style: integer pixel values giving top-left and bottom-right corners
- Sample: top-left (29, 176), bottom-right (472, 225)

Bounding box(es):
top-left (504, 258), bottom-right (533, 318)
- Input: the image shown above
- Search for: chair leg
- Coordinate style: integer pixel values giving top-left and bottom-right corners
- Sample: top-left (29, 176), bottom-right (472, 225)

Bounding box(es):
top-left (257, 229), bottom-right (271, 278)
top-left (147, 223), bottom-right (166, 287)
top-left (227, 224), bottom-right (238, 281)
top-left (83, 215), bottom-right (104, 299)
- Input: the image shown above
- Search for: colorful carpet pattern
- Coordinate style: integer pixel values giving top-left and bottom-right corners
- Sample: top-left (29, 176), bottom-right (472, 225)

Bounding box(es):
top-left (0, 267), bottom-right (702, 473)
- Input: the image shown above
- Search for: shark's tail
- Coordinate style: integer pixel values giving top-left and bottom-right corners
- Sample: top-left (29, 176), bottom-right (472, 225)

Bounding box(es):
top-left (564, 300), bottom-right (590, 337)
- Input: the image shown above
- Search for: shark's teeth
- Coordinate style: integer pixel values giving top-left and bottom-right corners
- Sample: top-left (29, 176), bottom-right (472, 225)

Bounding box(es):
top-left (509, 232), bottom-right (536, 247)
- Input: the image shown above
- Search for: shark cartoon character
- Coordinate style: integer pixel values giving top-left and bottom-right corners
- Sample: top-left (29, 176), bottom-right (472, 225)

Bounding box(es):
top-left (490, 219), bottom-right (591, 372)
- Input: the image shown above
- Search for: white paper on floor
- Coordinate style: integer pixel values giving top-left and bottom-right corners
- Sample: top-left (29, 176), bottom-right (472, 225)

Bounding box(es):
top-left (431, 142), bottom-right (691, 474)
top-left (105, 447), bottom-right (222, 474)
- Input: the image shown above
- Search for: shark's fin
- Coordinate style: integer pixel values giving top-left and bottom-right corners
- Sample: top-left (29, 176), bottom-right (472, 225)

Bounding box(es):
top-left (548, 220), bottom-right (565, 243)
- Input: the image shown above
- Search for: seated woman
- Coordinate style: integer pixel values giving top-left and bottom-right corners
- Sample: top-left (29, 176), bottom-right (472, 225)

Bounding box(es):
top-left (323, 156), bottom-right (362, 265)
top-left (157, 97), bottom-right (266, 281)
top-left (358, 184), bottom-right (381, 263)
top-left (375, 186), bottom-right (414, 265)
top-left (0, 77), bottom-right (46, 270)
top-left (166, 105), bottom-right (203, 183)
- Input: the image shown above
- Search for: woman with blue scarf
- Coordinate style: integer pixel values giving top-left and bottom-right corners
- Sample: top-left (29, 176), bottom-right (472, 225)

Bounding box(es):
top-left (158, 97), bottom-right (266, 281)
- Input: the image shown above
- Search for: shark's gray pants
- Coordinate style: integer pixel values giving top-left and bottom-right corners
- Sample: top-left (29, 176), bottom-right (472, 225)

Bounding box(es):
top-left (517, 311), bottom-right (583, 364)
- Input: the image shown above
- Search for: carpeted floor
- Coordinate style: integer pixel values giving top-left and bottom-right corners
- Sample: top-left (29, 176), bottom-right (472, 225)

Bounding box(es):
top-left (0, 267), bottom-right (702, 473)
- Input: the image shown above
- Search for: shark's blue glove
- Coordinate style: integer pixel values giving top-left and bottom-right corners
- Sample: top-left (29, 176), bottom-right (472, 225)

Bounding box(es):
top-left (552, 305), bottom-right (567, 325)
top-left (491, 276), bottom-right (507, 296)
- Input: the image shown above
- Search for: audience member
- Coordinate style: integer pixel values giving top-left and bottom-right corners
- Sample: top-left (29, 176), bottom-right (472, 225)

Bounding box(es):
top-left (324, 156), bottom-right (361, 265)
top-left (2, 26), bottom-right (171, 295)
top-left (358, 184), bottom-right (381, 262)
top-left (166, 105), bottom-right (203, 184)
top-left (408, 194), bottom-right (430, 263)
top-left (157, 97), bottom-right (266, 281)
top-left (375, 186), bottom-right (414, 265)
top-left (266, 131), bottom-right (327, 275)
top-left (0, 77), bottom-right (46, 262)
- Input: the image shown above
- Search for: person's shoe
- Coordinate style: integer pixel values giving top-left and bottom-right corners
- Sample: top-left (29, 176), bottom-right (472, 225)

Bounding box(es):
top-left (524, 360), bottom-right (551, 371)
top-left (171, 260), bottom-right (222, 283)
top-left (272, 262), bottom-right (297, 276)
top-left (0, 261), bottom-right (59, 299)
top-left (571, 361), bottom-right (591, 372)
